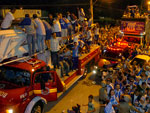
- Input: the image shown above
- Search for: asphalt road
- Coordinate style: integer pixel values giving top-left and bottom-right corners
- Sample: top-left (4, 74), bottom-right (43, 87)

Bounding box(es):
top-left (44, 72), bottom-right (101, 113)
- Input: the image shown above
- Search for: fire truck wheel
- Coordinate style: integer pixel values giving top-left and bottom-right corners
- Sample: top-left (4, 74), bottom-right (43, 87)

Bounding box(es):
top-left (31, 102), bottom-right (44, 113)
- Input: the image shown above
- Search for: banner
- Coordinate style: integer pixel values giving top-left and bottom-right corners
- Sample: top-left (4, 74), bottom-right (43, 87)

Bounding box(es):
top-left (121, 21), bottom-right (145, 34)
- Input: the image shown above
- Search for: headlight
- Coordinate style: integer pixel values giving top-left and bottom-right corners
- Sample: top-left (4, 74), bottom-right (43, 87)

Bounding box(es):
top-left (140, 32), bottom-right (145, 36)
top-left (103, 50), bottom-right (107, 53)
top-left (94, 66), bottom-right (98, 69)
top-left (92, 70), bottom-right (97, 74)
top-left (6, 109), bottom-right (13, 113)
top-left (31, 69), bottom-right (35, 72)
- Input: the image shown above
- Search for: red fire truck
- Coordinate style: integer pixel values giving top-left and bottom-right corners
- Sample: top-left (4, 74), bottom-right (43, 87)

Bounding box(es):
top-left (0, 30), bottom-right (100, 113)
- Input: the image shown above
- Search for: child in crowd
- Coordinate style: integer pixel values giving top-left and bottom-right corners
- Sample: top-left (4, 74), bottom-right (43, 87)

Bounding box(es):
top-left (83, 95), bottom-right (96, 113)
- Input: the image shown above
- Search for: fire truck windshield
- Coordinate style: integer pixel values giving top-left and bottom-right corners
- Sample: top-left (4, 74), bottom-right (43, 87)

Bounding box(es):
top-left (103, 49), bottom-right (122, 60)
top-left (131, 58), bottom-right (146, 68)
top-left (0, 66), bottom-right (30, 89)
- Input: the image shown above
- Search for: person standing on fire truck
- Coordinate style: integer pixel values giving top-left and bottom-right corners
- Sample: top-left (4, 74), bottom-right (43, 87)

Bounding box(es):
top-left (1, 8), bottom-right (16, 30)
top-left (50, 32), bottom-right (61, 69)
top-left (19, 14), bottom-right (38, 56)
top-left (33, 14), bottom-right (46, 53)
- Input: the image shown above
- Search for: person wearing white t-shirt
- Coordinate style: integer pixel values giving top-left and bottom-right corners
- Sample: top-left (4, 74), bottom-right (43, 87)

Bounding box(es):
top-left (50, 32), bottom-right (62, 69)
top-left (1, 8), bottom-right (16, 30)
top-left (94, 23), bottom-right (100, 44)
top-left (86, 28), bottom-right (92, 46)
top-left (73, 32), bottom-right (80, 43)
top-left (33, 14), bottom-right (46, 53)
top-left (53, 15), bottom-right (61, 37)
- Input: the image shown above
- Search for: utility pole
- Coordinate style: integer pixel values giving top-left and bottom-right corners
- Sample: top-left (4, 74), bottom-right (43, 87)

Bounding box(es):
top-left (90, 0), bottom-right (93, 24)
top-left (148, 0), bottom-right (150, 12)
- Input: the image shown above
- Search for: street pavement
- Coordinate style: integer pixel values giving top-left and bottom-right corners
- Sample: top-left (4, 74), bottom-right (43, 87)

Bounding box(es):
top-left (45, 72), bottom-right (101, 113)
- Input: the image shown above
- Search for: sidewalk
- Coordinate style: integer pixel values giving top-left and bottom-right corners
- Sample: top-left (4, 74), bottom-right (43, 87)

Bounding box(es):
top-left (45, 72), bottom-right (101, 113)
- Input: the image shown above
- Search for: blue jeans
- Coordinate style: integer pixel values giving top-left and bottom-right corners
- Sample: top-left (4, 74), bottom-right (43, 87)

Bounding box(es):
top-left (64, 58), bottom-right (73, 71)
top-left (27, 34), bottom-right (36, 55)
top-left (59, 61), bottom-right (70, 77)
top-left (36, 34), bottom-right (45, 52)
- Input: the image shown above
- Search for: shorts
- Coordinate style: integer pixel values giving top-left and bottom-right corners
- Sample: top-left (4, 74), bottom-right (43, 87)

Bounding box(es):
top-left (61, 29), bottom-right (68, 37)
top-left (55, 32), bottom-right (62, 37)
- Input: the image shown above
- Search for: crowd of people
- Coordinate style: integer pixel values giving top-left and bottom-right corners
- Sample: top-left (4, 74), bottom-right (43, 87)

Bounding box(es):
top-left (2, 8), bottom-right (128, 77)
top-left (122, 5), bottom-right (147, 18)
top-left (2, 7), bottom-right (150, 113)
top-left (0, 8), bottom-right (104, 76)
top-left (98, 45), bottom-right (150, 113)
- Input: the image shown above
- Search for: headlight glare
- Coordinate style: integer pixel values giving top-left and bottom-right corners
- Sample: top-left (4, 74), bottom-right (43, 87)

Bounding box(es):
top-left (93, 70), bottom-right (97, 74)
top-left (6, 109), bottom-right (13, 113)
top-left (94, 66), bottom-right (98, 69)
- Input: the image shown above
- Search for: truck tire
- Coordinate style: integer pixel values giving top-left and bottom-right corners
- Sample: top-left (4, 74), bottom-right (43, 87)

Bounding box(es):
top-left (31, 102), bottom-right (44, 113)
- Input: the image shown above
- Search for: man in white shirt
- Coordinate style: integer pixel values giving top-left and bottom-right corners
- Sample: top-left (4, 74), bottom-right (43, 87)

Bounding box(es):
top-left (1, 8), bottom-right (16, 30)
top-left (94, 23), bottom-right (100, 44)
top-left (73, 31), bottom-right (80, 43)
top-left (50, 32), bottom-right (62, 69)
top-left (86, 28), bottom-right (92, 46)
top-left (33, 14), bottom-right (46, 53)
top-left (53, 15), bottom-right (61, 37)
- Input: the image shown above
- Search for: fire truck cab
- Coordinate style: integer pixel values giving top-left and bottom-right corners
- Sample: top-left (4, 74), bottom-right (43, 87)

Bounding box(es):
top-left (0, 58), bottom-right (64, 113)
